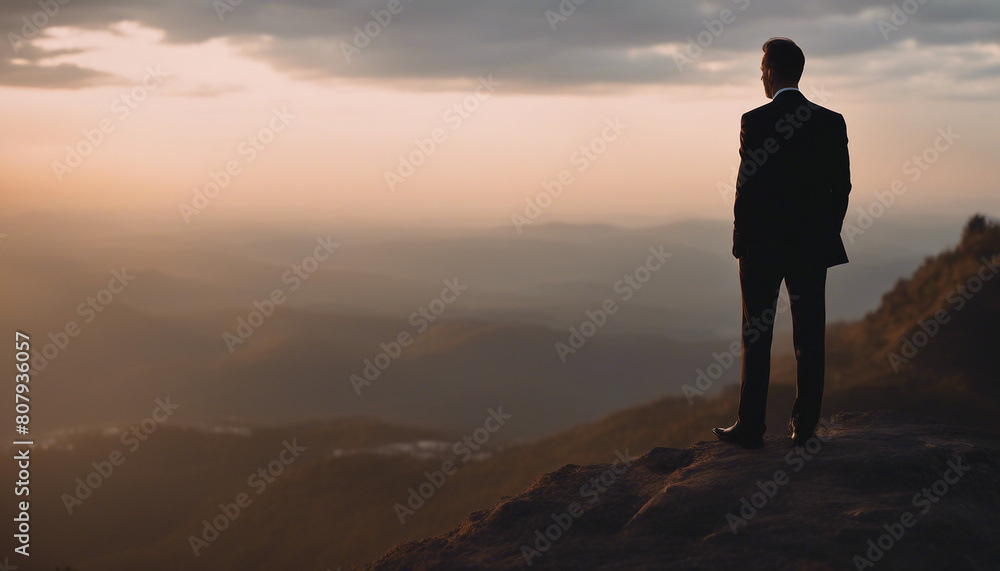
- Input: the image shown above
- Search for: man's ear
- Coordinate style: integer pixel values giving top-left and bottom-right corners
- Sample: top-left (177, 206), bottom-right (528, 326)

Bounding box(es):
top-left (763, 67), bottom-right (776, 97)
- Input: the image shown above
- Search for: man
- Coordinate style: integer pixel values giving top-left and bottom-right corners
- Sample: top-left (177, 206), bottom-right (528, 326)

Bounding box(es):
top-left (713, 38), bottom-right (851, 449)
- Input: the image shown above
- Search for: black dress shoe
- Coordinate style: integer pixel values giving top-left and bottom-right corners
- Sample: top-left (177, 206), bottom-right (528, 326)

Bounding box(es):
top-left (712, 423), bottom-right (764, 449)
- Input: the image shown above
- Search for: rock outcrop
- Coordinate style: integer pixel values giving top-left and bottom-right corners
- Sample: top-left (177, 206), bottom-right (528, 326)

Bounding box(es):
top-left (373, 411), bottom-right (1000, 570)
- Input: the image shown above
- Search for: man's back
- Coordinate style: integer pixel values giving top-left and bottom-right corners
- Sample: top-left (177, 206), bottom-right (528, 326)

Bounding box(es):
top-left (734, 89), bottom-right (851, 267)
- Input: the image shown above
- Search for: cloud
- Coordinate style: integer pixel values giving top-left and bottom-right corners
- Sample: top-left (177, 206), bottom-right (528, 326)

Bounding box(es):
top-left (0, 58), bottom-right (114, 88)
top-left (172, 81), bottom-right (243, 97)
top-left (0, 39), bottom-right (117, 88)
top-left (0, 0), bottom-right (998, 92)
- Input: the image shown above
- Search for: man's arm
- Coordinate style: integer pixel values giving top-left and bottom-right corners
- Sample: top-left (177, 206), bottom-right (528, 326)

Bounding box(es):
top-left (829, 114), bottom-right (851, 232)
top-left (733, 113), bottom-right (758, 258)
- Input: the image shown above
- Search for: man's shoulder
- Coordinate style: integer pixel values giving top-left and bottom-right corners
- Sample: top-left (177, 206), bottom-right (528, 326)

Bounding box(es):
top-left (740, 98), bottom-right (787, 125)
top-left (742, 97), bottom-right (846, 127)
top-left (741, 102), bottom-right (771, 123)
top-left (807, 101), bottom-right (846, 123)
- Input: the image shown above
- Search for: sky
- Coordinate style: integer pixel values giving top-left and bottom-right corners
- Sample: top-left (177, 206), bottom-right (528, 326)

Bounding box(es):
top-left (2, 0), bottom-right (999, 228)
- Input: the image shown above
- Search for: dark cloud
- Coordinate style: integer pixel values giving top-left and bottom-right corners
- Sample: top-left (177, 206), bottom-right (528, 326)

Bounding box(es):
top-left (0, 0), bottom-right (998, 90)
top-left (0, 39), bottom-right (118, 89)
top-left (0, 58), bottom-right (115, 88)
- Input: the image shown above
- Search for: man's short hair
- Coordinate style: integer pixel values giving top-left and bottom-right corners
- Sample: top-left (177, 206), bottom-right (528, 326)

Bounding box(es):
top-left (762, 38), bottom-right (805, 82)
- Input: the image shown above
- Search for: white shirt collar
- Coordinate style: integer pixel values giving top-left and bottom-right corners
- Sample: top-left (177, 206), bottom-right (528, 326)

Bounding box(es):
top-left (773, 87), bottom-right (800, 98)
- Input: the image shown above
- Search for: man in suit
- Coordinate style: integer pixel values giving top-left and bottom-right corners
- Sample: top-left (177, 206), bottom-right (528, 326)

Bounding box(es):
top-left (713, 38), bottom-right (851, 449)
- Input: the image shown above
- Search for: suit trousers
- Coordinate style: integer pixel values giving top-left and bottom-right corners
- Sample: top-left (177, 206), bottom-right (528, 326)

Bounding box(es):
top-left (737, 255), bottom-right (827, 437)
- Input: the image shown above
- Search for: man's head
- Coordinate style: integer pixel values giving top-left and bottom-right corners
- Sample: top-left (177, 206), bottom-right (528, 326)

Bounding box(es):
top-left (760, 37), bottom-right (804, 99)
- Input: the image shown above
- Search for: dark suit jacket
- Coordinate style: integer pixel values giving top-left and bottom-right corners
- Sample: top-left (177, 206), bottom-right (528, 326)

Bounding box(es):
top-left (733, 89), bottom-right (851, 267)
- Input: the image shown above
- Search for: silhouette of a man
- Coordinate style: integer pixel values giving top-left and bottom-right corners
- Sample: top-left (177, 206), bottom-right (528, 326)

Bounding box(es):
top-left (713, 38), bottom-right (851, 449)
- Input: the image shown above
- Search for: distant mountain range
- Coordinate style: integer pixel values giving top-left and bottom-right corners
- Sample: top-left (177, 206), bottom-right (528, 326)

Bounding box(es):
top-left (0, 212), bottom-right (973, 438)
